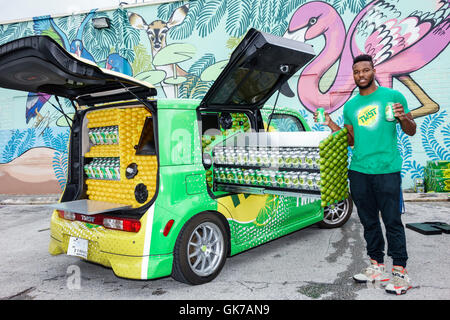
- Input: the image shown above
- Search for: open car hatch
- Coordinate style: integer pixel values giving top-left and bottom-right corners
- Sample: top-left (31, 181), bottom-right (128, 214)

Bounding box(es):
top-left (0, 35), bottom-right (156, 105)
top-left (200, 28), bottom-right (315, 110)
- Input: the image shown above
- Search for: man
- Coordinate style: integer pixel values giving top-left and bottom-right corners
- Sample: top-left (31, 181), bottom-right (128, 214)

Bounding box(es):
top-left (315, 54), bottom-right (416, 295)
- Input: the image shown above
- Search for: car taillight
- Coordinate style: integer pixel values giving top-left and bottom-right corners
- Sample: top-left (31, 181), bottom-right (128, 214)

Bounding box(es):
top-left (57, 210), bottom-right (75, 221)
top-left (103, 217), bottom-right (141, 233)
top-left (57, 210), bottom-right (141, 233)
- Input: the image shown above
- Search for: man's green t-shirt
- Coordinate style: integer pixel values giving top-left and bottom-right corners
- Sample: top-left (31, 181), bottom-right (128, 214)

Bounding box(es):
top-left (343, 86), bottom-right (409, 174)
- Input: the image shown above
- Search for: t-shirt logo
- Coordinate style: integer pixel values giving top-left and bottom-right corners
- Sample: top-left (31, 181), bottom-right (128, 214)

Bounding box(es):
top-left (358, 105), bottom-right (378, 126)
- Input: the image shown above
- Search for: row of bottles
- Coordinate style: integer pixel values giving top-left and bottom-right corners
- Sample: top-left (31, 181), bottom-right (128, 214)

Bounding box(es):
top-left (84, 157), bottom-right (120, 180)
top-left (214, 167), bottom-right (321, 191)
top-left (88, 126), bottom-right (119, 145)
top-left (213, 146), bottom-right (320, 170)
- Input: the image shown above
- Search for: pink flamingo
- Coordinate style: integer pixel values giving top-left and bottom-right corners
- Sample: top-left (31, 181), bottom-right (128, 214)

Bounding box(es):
top-left (285, 0), bottom-right (450, 118)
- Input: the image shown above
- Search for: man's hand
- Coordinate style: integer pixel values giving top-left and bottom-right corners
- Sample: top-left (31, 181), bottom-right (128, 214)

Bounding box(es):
top-left (393, 103), bottom-right (416, 136)
top-left (314, 110), bottom-right (342, 132)
top-left (393, 103), bottom-right (407, 121)
top-left (313, 110), bottom-right (331, 126)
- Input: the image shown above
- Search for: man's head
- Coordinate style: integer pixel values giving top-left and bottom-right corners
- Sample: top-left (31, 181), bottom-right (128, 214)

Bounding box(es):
top-left (352, 54), bottom-right (375, 90)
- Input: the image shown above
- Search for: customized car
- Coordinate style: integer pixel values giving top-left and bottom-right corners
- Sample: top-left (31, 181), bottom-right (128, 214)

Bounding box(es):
top-left (0, 29), bottom-right (352, 285)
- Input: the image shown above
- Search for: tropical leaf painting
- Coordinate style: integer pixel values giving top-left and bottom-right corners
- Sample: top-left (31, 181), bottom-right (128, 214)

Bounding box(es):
top-left (0, 21), bottom-right (34, 45)
top-left (420, 111), bottom-right (450, 161)
top-left (0, 0), bottom-right (448, 192)
top-left (53, 150), bottom-right (69, 189)
top-left (158, 0), bottom-right (369, 39)
top-left (179, 53), bottom-right (216, 99)
top-left (42, 128), bottom-right (70, 190)
top-left (1, 130), bottom-right (26, 163)
top-left (83, 8), bottom-right (140, 64)
top-left (132, 43), bottom-right (153, 75)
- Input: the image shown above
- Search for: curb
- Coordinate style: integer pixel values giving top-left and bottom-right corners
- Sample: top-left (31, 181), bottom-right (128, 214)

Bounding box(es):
top-left (403, 192), bottom-right (449, 202)
top-left (0, 194), bottom-right (60, 205)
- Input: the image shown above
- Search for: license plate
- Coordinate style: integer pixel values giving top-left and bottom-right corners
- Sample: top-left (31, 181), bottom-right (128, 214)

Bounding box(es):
top-left (67, 237), bottom-right (89, 259)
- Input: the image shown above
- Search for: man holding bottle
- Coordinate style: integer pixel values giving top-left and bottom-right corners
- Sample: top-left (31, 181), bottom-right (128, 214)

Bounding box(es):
top-left (315, 54), bottom-right (416, 295)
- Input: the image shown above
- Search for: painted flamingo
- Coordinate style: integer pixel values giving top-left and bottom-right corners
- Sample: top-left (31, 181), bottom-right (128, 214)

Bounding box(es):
top-left (285, 0), bottom-right (450, 118)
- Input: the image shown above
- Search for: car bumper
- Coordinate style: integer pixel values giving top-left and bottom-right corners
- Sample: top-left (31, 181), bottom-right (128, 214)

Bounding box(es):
top-left (49, 211), bottom-right (173, 280)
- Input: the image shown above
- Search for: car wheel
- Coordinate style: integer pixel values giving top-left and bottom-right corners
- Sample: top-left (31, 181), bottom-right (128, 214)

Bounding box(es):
top-left (172, 213), bottom-right (228, 285)
top-left (317, 196), bottom-right (353, 229)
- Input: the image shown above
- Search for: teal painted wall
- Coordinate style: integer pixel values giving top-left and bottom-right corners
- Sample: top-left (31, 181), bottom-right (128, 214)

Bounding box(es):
top-left (0, 0), bottom-right (449, 193)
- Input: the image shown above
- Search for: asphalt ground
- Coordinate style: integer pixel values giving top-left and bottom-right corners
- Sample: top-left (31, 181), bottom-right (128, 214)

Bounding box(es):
top-left (0, 196), bottom-right (449, 304)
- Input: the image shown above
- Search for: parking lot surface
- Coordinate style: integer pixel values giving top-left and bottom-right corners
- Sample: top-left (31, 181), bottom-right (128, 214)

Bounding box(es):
top-left (0, 200), bottom-right (449, 300)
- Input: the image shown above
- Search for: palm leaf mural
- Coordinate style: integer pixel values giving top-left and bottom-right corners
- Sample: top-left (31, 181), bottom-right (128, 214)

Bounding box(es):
top-left (132, 43), bottom-right (153, 75)
top-left (443, 123), bottom-right (450, 151)
top-left (41, 128), bottom-right (70, 190)
top-left (190, 53), bottom-right (216, 76)
top-left (53, 150), bottom-right (68, 190)
top-left (197, 0), bottom-right (227, 37)
top-left (179, 53), bottom-right (216, 99)
top-left (1, 130), bottom-right (26, 163)
top-left (0, 21), bottom-right (34, 45)
top-left (15, 128), bottom-right (36, 158)
top-left (403, 160), bottom-right (424, 179)
top-left (420, 111), bottom-right (450, 161)
top-left (158, 0), bottom-right (369, 40)
top-left (162, 0), bottom-right (204, 40)
top-left (82, 8), bottom-right (140, 64)
top-left (225, 0), bottom-right (253, 37)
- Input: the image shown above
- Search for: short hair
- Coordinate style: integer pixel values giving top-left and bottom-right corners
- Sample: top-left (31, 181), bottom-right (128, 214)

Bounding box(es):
top-left (353, 54), bottom-right (374, 67)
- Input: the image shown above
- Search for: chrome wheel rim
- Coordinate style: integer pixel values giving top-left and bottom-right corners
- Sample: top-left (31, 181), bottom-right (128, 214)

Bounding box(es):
top-left (187, 222), bottom-right (224, 277)
top-left (323, 199), bottom-right (349, 225)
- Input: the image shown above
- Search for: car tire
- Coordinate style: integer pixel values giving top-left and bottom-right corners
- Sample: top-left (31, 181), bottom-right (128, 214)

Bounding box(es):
top-left (172, 213), bottom-right (229, 285)
top-left (317, 196), bottom-right (353, 229)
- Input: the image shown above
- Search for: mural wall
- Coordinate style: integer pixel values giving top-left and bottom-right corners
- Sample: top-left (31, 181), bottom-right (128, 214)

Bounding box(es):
top-left (0, 0), bottom-right (449, 194)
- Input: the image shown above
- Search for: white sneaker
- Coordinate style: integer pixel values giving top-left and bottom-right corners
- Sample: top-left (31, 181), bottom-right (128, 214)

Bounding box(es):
top-left (385, 266), bottom-right (412, 295)
top-left (353, 259), bottom-right (390, 285)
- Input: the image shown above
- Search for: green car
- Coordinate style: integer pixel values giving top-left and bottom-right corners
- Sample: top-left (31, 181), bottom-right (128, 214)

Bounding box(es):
top-left (0, 29), bottom-right (352, 285)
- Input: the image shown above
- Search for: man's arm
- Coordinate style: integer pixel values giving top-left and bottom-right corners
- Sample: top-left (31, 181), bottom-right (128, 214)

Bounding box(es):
top-left (314, 111), bottom-right (354, 146)
top-left (344, 124), bottom-right (354, 146)
top-left (393, 103), bottom-right (416, 136)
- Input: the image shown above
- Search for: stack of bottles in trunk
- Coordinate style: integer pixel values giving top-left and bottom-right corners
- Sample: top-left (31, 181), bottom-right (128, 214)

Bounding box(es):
top-left (84, 107), bottom-right (158, 208)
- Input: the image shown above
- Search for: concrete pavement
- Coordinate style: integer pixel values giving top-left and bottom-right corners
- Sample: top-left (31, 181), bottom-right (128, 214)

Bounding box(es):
top-left (0, 193), bottom-right (449, 300)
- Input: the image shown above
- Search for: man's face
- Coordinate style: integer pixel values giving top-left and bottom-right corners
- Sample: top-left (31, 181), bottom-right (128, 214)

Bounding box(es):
top-left (352, 61), bottom-right (375, 89)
